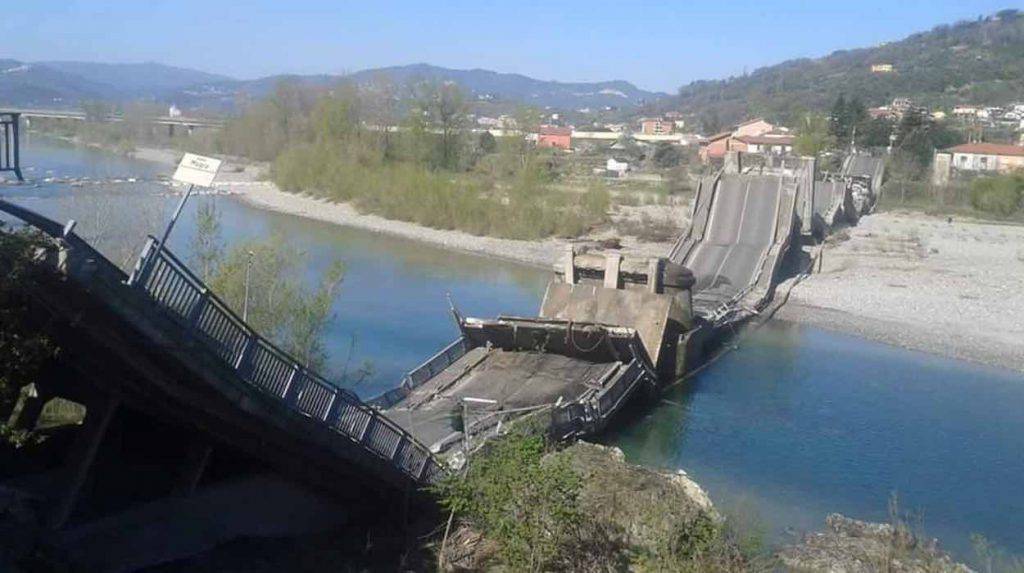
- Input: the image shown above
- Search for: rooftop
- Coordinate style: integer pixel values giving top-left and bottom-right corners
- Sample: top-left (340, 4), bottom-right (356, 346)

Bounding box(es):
top-left (539, 125), bottom-right (573, 136)
top-left (735, 134), bottom-right (795, 145)
top-left (945, 142), bottom-right (1024, 157)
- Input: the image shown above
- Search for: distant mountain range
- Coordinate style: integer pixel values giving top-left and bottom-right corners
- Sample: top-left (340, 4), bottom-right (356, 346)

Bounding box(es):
top-left (674, 9), bottom-right (1024, 126)
top-left (0, 60), bottom-right (667, 112)
top-left (7, 9), bottom-right (1023, 122)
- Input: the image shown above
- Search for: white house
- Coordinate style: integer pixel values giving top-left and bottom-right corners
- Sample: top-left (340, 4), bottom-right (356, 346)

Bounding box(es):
top-left (606, 157), bottom-right (630, 177)
top-left (945, 142), bottom-right (1024, 173)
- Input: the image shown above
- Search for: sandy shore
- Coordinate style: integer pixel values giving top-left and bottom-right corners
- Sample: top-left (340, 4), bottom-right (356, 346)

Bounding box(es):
top-left (777, 211), bottom-right (1024, 372)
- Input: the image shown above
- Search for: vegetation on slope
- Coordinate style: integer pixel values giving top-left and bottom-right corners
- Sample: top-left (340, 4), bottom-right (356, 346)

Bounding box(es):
top-left (433, 433), bottom-right (770, 572)
top-left (677, 10), bottom-right (1024, 126)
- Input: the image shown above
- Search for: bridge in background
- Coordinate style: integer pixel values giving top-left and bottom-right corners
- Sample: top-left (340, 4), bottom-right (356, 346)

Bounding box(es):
top-left (5, 107), bottom-right (224, 136)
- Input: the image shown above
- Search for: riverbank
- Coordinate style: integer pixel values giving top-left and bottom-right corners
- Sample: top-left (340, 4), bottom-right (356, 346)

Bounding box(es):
top-left (126, 144), bottom-right (1024, 373)
top-left (129, 144), bottom-right (684, 269)
top-left (777, 211), bottom-right (1024, 373)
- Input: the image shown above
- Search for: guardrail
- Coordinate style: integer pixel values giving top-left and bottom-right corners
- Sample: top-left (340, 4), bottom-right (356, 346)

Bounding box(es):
top-left (128, 237), bottom-right (445, 484)
top-left (369, 336), bottom-right (472, 408)
top-left (551, 355), bottom-right (653, 439)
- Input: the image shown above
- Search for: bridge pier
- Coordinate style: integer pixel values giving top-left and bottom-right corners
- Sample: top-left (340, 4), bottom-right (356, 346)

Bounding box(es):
top-left (0, 112), bottom-right (23, 181)
top-left (48, 392), bottom-right (120, 529)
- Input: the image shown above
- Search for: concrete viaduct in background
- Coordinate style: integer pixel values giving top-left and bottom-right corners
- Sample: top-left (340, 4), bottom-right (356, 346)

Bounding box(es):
top-left (4, 107), bottom-right (224, 137)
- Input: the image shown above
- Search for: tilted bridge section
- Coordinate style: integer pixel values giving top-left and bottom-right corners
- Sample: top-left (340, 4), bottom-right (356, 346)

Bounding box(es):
top-left (0, 199), bottom-right (444, 525)
top-left (668, 172), bottom-right (800, 323)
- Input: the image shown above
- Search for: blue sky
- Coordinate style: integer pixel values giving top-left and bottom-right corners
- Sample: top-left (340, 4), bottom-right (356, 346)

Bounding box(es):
top-left (4, 1), bottom-right (1021, 92)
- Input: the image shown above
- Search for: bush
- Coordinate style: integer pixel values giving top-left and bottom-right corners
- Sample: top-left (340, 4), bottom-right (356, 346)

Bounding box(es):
top-left (969, 174), bottom-right (1024, 216)
top-left (434, 434), bottom-right (582, 569)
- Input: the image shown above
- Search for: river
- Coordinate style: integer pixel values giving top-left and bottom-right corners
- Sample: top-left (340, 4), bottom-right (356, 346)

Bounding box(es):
top-left (3, 137), bottom-right (1022, 561)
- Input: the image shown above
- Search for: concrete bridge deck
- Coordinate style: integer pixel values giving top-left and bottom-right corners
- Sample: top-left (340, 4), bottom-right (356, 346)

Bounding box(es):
top-left (668, 172), bottom-right (800, 321)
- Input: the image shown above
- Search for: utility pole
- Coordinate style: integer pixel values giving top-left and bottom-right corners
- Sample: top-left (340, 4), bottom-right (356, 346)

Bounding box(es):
top-left (243, 250), bottom-right (255, 322)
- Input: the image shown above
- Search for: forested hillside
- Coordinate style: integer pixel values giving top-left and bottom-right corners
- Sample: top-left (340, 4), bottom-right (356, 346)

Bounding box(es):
top-left (677, 9), bottom-right (1024, 126)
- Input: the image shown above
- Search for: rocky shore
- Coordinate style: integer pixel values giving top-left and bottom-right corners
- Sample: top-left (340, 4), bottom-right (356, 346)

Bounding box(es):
top-left (780, 513), bottom-right (974, 573)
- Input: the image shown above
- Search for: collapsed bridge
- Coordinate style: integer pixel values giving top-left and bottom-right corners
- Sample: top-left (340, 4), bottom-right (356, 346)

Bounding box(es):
top-left (381, 152), bottom-right (885, 455)
top-left (0, 199), bottom-right (444, 534)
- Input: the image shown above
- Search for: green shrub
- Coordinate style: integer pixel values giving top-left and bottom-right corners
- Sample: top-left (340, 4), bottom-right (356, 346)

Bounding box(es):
top-left (969, 174), bottom-right (1024, 216)
top-left (434, 434), bottom-right (582, 570)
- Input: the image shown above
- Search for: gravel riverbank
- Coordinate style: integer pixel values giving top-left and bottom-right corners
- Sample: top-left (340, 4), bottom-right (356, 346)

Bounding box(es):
top-left (777, 211), bottom-right (1024, 373)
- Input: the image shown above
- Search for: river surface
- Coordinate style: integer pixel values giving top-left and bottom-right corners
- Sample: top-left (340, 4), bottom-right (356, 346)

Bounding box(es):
top-left (4, 138), bottom-right (1022, 561)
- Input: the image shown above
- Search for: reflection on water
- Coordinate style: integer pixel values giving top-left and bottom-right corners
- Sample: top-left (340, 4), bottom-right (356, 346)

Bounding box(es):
top-left (604, 321), bottom-right (1024, 559)
top-left (2, 138), bottom-right (550, 396)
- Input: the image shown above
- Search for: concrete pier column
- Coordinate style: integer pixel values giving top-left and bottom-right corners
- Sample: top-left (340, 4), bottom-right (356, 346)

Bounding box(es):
top-left (563, 246), bottom-right (576, 285)
top-left (724, 151), bottom-right (742, 174)
top-left (48, 393), bottom-right (120, 529)
top-left (173, 442), bottom-right (213, 497)
top-left (603, 253), bottom-right (622, 289)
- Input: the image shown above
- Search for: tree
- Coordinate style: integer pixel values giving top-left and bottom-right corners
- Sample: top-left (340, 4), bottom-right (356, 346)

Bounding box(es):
top-left (478, 130), bottom-right (497, 154)
top-left (190, 198), bottom-right (223, 282)
top-left (794, 112), bottom-right (835, 156)
top-left (856, 117), bottom-right (894, 149)
top-left (414, 82), bottom-right (468, 170)
top-left (828, 94), bottom-right (848, 139)
top-left (209, 236), bottom-right (346, 373)
top-left (829, 95), bottom-right (869, 146)
top-left (700, 110), bottom-right (723, 135)
top-left (892, 110), bottom-right (963, 170)
top-left (311, 84), bottom-right (363, 143)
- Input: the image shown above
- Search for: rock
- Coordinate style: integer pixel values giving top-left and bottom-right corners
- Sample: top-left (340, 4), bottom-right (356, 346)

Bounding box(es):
top-left (549, 442), bottom-right (720, 553)
top-left (779, 514), bottom-right (974, 573)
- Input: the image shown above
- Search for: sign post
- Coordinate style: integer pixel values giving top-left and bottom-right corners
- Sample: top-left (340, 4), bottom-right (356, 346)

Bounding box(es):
top-left (152, 153), bottom-right (222, 268)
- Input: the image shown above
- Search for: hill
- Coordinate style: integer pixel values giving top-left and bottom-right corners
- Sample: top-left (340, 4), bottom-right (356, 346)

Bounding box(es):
top-left (171, 63), bottom-right (666, 111)
top-left (0, 59), bottom-right (666, 112)
top-left (0, 59), bottom-right (109, 106)
top-left (41, 61), bottom-right (232, 99)
top-left (346, 63), bottom-right (665, 109)
top-left (675, 9), bottom-right (1024, 126)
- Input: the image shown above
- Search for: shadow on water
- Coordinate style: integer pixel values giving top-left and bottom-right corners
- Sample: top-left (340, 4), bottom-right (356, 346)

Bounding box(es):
top-left (603, 320), bottom-right (1024, 562)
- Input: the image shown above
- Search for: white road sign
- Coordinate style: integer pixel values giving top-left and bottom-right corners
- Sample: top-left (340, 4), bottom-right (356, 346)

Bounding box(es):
top-left (172, 153), bottom-right (222, 187)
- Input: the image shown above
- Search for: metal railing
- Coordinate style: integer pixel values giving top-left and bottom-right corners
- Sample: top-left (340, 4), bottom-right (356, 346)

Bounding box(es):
top-left (128, 237), bottom-right (445, 484)
top-left (369, 336), bottom-right (472, 408)
top-left (552, 355), bottom-right (653, 439)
